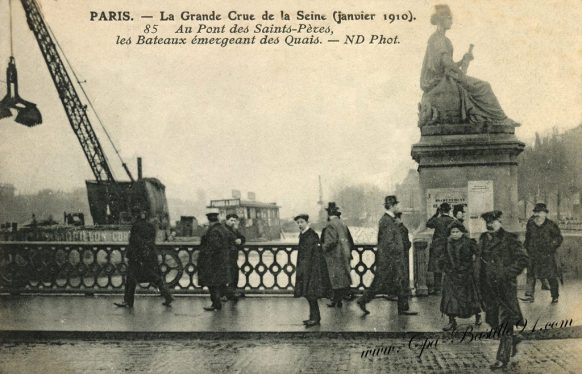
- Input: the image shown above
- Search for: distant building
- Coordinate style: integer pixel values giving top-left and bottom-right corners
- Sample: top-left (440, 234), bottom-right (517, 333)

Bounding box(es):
top-left (0, 184), bottom-right (16, 200)
top-left (209, 194), bottom-right (281, 241)
top-left (394, 169), bottom-right (422, 229)
top-left (175, 216), bottom-right (198, 237)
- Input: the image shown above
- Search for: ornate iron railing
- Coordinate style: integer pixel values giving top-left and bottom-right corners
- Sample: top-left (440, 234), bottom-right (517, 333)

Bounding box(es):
top-left (0, 242), bottom-right (384, 294)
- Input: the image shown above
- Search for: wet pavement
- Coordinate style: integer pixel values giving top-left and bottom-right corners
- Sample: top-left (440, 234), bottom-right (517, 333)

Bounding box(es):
top-left (1, 282), bottom-right (581, 373)
top-left (0, 337), bottom-right (581, 373)
top-left (0, 281), bottom-right (580, 336)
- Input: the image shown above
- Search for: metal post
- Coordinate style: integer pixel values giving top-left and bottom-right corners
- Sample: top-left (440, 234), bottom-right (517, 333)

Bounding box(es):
top-left (137, 157), bottom-right (142, 180)
top-left (413, 239), bottom-right (429, 296)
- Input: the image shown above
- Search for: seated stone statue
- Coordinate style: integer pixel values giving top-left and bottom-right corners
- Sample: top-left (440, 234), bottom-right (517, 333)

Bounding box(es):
top-left (418, 5), bottom-right (518, 128)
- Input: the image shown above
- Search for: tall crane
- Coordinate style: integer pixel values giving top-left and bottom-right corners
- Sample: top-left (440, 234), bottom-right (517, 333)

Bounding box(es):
top-left (20, 0), bottom-right (122, 184)
top-left (4, 0), bottom-right (170, 227)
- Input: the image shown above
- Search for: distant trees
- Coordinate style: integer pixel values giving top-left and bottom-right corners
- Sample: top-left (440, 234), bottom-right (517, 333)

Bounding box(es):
top-left (517, 124), bottom-right (581, 219)
top-left (332, 184), bottom-right (386, 226)
top-left (0, 187), bottom-right (90, 225)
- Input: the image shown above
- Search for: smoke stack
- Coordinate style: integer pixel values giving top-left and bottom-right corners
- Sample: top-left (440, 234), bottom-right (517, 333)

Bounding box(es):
top-left (137, 157), bottom-right (143, 180)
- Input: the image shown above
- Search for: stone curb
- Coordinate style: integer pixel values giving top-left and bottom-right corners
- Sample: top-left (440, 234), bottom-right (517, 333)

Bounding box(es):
top-left (1, 326), bottom-right (581, 341)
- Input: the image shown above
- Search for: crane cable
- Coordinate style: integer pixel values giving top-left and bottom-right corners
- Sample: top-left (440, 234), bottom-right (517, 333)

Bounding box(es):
top-left (33, 0), bottom-right (133, 181)
top-left (0, 0), bottom-right (13, 84)
top-left (9, 0), bottom-right (14, 56)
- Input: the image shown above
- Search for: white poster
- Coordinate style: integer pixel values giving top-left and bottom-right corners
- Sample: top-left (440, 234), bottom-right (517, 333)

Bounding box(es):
top-left (467, 180), bottom-right (494, 235)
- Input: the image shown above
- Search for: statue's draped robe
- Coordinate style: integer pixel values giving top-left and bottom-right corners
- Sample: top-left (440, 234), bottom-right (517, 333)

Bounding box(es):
top-left (420, 31), bottom-right (509, 124)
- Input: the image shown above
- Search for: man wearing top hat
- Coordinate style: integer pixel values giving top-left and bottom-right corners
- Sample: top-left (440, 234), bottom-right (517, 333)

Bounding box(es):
top-left (477, 210), bottom-right (528, 370)
top-left (357, 196), bottom-right (418, 316)
top-left (198, 207), bottom-right (231, 311)
top-left (426, 202), bottom-right (455, 295)
top-left (520, 203), bottom-right (563, 304)
top-left (321, 202), bottom-right (354, 307)
top-left (114, 207), bottom-right (174, 308)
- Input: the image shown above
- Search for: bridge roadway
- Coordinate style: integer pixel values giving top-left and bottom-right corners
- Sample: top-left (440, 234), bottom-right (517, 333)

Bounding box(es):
top-left (0, 281), bottom-right (581, 373)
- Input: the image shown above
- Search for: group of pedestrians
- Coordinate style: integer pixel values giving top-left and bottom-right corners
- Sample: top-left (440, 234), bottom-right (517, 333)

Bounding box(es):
top-left (115, 197), bottom-right (563, 371)
top-left (290, 196), bottom-right (418, 329)
top-left (426, 201), bottom-right (563, 369)
top-left (197, 208), bottom-right (246, 311)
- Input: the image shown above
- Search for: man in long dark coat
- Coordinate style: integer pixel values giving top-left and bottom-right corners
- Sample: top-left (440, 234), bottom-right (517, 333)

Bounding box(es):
top-left (477, 210), bottom-right (529, 370)
top-left (198, 208), bottom-right (231, 311)
top-left (395, 212), bottom-right (412, 299)
top-left (294, 214), bottom-right (330, 327)
top-left (115, 208), bottom-right (173, 308)
top-left (357, 196), bottom-right (418, 316)
top-left (426, 202), bottom-right (455, 295)
top-left (321, 202), bottom-right (353, 307)
top-left (520, 203), bottom-right (563, 304)
top-left (224, 213), bottom-right (246, 302)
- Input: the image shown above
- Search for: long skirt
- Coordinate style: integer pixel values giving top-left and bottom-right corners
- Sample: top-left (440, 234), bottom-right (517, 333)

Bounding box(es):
top-left (440, 271), bottom-right (481, 318)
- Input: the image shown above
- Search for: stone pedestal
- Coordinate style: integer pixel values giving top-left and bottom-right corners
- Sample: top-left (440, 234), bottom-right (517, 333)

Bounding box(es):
top-left (410, 123), bottom-right (525, 293)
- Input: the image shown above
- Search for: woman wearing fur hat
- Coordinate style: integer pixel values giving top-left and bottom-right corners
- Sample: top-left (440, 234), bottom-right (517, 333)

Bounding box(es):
top-left (439, 220), bottom-right (481, 331)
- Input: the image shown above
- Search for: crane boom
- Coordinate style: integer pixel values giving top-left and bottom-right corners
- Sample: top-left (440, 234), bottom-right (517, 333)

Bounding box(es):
top-left (20, 0), bottom-right (115, 184)
top-left (15, 0), bottom-right (170, 227)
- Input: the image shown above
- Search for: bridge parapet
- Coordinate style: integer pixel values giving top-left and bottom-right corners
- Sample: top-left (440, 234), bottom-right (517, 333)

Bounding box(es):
top-left (0, 242), bottom-right (381, 295)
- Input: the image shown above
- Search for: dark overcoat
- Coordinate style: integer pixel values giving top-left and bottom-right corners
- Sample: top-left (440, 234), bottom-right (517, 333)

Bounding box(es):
top-left (198, 222), bottom-right (231, 287)
top-left (399, 222), bottom-right (412, 296)
top-left (226, 226), bottom-right (246, 288)
top-left (426, 214), bottom-right (455, 272)
top-left (524, 218), bottom-right (563, 279)
top-left (439, 236), bottom-right (481, 318)
top-left (322, 218), bottom-right (353, 289)
top-left (126, 218), bottom-right (163, 284)
top-left (368, 213), bottom-right (405, 295)
top-left (294, 228), bottom-right (331, 298)
top-left (477, 228), bottom-right (529, 328)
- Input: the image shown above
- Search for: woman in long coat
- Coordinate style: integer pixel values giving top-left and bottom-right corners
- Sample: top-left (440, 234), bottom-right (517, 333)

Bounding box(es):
top-left (439, 221), bottom-right (481, 331)
top-left (294, 214), bottom-right (330, 327)
top-left (426, 203), bottom-right (455, 295)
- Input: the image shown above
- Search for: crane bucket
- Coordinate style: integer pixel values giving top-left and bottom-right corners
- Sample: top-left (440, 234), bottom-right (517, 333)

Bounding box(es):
top-left (0, 57), bottom-right (42, 126)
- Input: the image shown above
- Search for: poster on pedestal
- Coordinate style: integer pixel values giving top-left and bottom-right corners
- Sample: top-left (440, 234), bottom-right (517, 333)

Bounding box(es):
top-left (425, 187), bottom-right (467, 219)
top-left (468, 180), bottom-right (494, 236)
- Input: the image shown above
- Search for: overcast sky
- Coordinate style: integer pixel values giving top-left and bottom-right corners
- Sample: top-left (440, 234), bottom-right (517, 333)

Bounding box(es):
top-left (0, 0), bottom-right (580, 218)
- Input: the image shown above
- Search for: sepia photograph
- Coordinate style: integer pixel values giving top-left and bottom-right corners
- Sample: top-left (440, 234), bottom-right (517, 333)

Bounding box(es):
top-left (0, 0), bottom-right (581, 372)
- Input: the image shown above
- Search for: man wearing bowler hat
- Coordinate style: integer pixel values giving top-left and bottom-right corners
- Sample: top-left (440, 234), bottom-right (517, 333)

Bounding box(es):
top-left (357, 195), bottom-right (418, 316)
top-left (477, 210), bottom-right (528, 370)
top-left (520, 203), bottom-right (563, 304)
top-left (426, 202), bottom-right (455, 295)
top-left (321, 202), bottom-right (354, 307)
